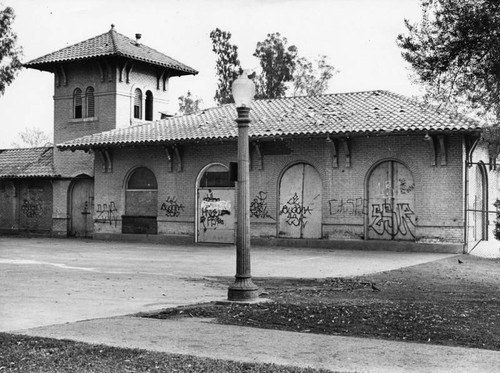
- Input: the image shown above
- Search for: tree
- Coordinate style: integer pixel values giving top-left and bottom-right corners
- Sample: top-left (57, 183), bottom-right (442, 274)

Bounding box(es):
top-left (0, 6), bottom-right (22, 95)
top-left (396, 0), bottom-right (500, 122)
top-left (210, 28), bottom-right (241, 105)
top-left (253, 33), bottom-right (298, 99)
top-left (291, 55), bottom-right (337, 96)
top-left (11, 127), bottom-right (52, 148)
top-left (177, 91), bottom-right (203, 115)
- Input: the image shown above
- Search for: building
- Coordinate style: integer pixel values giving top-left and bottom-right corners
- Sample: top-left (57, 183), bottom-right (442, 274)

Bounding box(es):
top-left (0, 27), bottom-right (497, 255)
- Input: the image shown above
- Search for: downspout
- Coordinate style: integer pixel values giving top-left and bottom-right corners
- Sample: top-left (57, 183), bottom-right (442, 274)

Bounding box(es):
top-left (464, 135), bottom-right (480, 254)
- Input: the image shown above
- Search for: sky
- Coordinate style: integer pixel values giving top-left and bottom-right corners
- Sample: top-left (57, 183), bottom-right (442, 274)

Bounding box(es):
top-left (0, 0), bottom-right (424, 148)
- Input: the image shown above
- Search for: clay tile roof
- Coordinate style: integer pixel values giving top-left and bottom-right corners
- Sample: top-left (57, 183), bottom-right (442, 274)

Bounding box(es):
top-left (57, 90), bottom-right (482, 150)
top-left (0, 147), bottom-right (58, 178)
top-left (24, 26), bottom-right (197, 76)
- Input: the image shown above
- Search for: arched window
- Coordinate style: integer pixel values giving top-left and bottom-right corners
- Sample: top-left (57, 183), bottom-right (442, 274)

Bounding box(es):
top-left (85, 87), bottom-right (95, 118)
top-left (124, 167), bottom-right (158, 234)
top-left (134, 88), bottom-right (142, 119)
top-left (145, 90), bottom-right (153, 121)
top-left (73, 88), bottom-right (82, 119)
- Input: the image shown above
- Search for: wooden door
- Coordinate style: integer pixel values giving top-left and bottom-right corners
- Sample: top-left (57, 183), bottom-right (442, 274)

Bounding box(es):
top-left (70, 178), bottom-right (94, 237)
top-left (279, 163), bottom-right (322, 238)
top-left (198, 188), bottom-right (235, 243)
top-left (367, 161), bottom-right (416, 240)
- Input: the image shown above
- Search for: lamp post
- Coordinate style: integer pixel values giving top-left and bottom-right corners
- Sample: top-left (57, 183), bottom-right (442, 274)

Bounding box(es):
top-left (228, 72), bottom-right (259, 301)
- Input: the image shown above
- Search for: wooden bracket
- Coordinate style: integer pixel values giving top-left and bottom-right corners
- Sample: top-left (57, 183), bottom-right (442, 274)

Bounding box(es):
top-left (253, 143), bottom-right (263, 170)
top-left (326, 137), bottom-right (338, 168)
top-left (173, 145), bottom-right (182, 172)
top-left (96, 61), bottom-right (106, 82)
top-left (424, 134), bottom-right (436, 166)
top-left (58, 65), bottom-right (67, 87)
top-left (342, 138), bottom-right (351, 168)
top-left (164, 146), bottom-right (173, 172)
top-left (126, 62), bottom-right (134, 84)
top-left (438, 135), bottom-right (447, 166)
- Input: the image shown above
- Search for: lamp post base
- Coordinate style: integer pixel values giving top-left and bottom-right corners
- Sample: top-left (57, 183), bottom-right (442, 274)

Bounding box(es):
top-left (228, 276), bottom-right (259, 301)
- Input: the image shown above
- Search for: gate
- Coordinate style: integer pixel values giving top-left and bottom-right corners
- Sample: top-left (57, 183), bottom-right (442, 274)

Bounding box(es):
top-left (278, 163), bottom-right (322, 238)
top-left (367, 160), bottom-right (416, 240)
top-left (69, 178), bottom-right (94, 237)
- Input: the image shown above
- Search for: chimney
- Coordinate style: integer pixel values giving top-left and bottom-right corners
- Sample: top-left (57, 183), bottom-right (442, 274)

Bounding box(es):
top-left (135, 33), bottom-right (142, 45)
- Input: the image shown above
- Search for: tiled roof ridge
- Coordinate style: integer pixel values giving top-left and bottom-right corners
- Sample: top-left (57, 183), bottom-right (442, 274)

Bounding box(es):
top-left (1, 145), bottom-right (53, 152)
top-left (108, 26), bottom-right (119, 54)
top-left (24, 30), bottom-right (112, 66)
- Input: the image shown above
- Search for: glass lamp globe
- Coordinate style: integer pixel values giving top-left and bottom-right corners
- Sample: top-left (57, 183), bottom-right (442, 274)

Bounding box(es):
top-left (232, 71), bottom-right (255, 108)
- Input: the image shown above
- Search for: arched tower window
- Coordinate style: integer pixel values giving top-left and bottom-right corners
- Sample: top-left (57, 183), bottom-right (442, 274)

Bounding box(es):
top-left (73, 88), bottom-right (82, 119)
top-left (134, 88), bottom-right (142, 119)
top-left (145, 90), bottom-right (153, 121)
top-left (85, 87), bottom-right (95, 118)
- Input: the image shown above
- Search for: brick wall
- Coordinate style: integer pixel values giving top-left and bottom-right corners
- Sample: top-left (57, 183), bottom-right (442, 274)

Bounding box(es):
top-left (91, 133), bottom-right (467, 247)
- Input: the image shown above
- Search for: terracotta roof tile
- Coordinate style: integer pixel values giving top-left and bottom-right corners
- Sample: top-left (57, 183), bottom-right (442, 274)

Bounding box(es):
top-left (0, 147), bottom-right (57, 178)
top-left (24, 26), bottom-right (197, 76)
top-left (58, 90), bottom-right (482, 150)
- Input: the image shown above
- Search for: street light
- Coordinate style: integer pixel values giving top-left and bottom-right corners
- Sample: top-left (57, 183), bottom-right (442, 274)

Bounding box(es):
top-left (227, 71), bottom-right (259, 301)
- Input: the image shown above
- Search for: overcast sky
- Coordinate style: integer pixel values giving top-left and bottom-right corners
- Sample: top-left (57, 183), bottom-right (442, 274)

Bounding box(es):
top-left (0, 0), bottom-right (423, 148)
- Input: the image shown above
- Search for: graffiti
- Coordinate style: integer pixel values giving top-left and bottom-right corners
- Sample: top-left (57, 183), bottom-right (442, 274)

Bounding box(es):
top-left (398, 178), bottom-right (415, 194)
top-left (369, 201), bottom-right (416, 239)
top-left (161, 196), bottom-right (185, 217)
top-left (200, 192), bottom-right (231, 232)
top-left (21, 199), bottom-right (44, 218)
top-left (329, 197), bottom-right (368, 216)
top-left (279, 193), bottom-right (312, 228)
top-left (250, 191), bottom-right (275, 220)
top-left (95, 201), bottom-right (119, 226)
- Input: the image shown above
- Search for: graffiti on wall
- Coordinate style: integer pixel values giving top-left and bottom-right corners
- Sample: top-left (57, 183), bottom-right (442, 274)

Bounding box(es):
top-left (329, 197), bottom-right (368, 216)
top-left (279, 192), bottom-right (313, 228)
top-left (21, 199), bottom-right (44, 218)
top-left (368, 201), bottom-right (416, 239)
top-left (161, 196), bottom-right (185, 217)
top-left (398, 178), bottom-right (415, 194)
top-left (250, 191), bottom-right (275, 220)
top-left (95, 201), bottom-right (119, 226)
top-left (200, 192), bottom-right (231, 232)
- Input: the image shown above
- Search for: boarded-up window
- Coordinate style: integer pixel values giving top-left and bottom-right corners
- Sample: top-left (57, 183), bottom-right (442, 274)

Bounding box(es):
top-left (124, 167), bottom-right (158, 234)
top-left (85, 87), bottom-right (95, 117)
top-left (134, 88), bottom-right (142, 119)
top-left (199, 164), bottom-right (233, 187)
top-left (73, 88), bottom-right (82, 119)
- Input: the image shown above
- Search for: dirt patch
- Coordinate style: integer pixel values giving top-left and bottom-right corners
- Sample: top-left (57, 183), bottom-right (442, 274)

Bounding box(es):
top-left (145, 255), bottom-right (500, 350)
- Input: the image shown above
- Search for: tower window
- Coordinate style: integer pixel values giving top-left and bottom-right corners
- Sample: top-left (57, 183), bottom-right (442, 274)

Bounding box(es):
top-left (73, 88), bottom-right (82, 119)
top-left (145, 90), bottom-right (153, 121)
top-left (134, 88), bottom-right (142, 119)
top-left (85, 87), bottom-right (95, 117)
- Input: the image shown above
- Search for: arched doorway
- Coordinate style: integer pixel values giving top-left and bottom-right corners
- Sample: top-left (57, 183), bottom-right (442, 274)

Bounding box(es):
top-left (69, 178), bottom-right (94, 237)
top-left (196, 163), bottom-right (235, 243)
top-left (0, 180), bottom-right (18, 231)
top-left (278, 163), bottom-right (322, 238)
top-left (367, 160), bottom-right (416, 240)
top-left (123, 167), bottom-right (158, 234)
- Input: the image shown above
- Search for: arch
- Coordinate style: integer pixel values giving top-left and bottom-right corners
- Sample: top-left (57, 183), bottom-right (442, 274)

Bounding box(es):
top-left (365, 159), bottom-right (416, 241)
top-left (133, 88), bottom-right (142, 119)
top-left (123, 166), bottom-right (158, 234)
top-left (68, 177), bottom-right (94, 237)
top-left (145, 90), bottom-right (153, 121)
top-left (195, 163), bottom-right (235, 243)
top-left (278, 162), bottom-right (322, 239)
top-left (85, 86), bottom-right (95, 117)
top-left (73, 88), bottom-right (82, 119)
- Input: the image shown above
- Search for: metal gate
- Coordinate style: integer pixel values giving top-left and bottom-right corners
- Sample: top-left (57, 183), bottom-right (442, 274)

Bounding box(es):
top-left (278, 163), bottom-right (322, 238)
top-left (367, 160), bottom-right (416, 240)
top-left (69, 178), bottom-right (94, 237)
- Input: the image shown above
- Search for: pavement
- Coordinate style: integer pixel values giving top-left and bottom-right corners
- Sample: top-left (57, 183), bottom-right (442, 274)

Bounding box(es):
top-left (1, 236), bottom-right (499, 372)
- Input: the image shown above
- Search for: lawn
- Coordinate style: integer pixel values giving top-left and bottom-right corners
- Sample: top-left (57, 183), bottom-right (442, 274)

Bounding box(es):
top-left (146, 254), bottom-right (500, 351)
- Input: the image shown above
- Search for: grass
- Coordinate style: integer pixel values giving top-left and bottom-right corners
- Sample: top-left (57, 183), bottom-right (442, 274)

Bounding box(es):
top-left (147, 255), bottom-right (500, 351)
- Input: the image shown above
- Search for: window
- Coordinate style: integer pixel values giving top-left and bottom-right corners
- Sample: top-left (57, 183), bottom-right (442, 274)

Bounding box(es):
top-left (127, 167), bottom-right (158, 190)
top-left (85, 87), bottom-right (95, 117)
top-left (145, 90), bottom-right (153, 121)
top-left (124, 167), bottom-right (158, 234)
top-left (199, 164), bottom-right (233, 187)
top-left (73, 88), bottom-right (82, 119)
top-left (134, 88), bottom-right (142, 119)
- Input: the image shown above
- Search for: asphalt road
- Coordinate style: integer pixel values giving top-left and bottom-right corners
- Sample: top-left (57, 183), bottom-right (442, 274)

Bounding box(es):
top-left (0, 236), bottom-right (455, 331)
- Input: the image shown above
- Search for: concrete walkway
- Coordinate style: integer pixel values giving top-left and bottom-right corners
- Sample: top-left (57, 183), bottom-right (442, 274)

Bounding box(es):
top-left (15, 316), bottom-right (500, 373)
